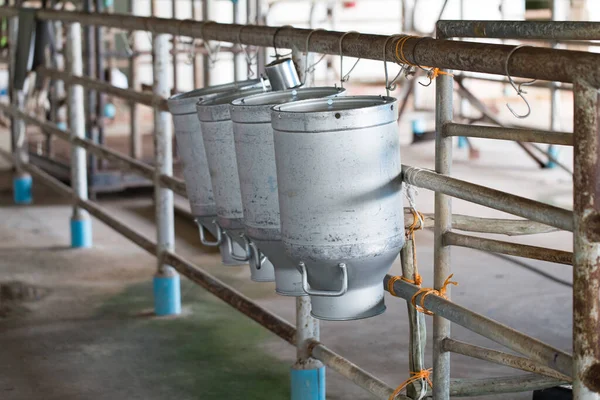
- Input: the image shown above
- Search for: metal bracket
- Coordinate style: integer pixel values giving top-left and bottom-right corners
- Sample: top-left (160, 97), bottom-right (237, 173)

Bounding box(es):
top-left (299, 261), bottom-right (348, 297)
top-left (194, 218), bottom-right (222, 247)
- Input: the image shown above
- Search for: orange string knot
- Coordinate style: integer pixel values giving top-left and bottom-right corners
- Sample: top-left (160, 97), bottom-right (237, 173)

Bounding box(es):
top-left (411, 274), bottom-right (458, 316)
top-left (389, 368), bottom-right (433, 400)
top-left (428, 67), bottom-right (454, 80)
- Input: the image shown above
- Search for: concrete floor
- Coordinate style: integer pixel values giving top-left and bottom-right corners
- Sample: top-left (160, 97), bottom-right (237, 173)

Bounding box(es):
top-left (0, 79), bottom-right (575, 399)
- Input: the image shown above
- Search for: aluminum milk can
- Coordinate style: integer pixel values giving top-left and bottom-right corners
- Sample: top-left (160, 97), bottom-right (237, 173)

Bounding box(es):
top-left (167, 80), bottom-right (263, 266)
top-left (230, 87), bottom-right (345, 295)
top-left (272, 96), bottom-right (405, 320)
top-left (197, 88), bottom-right (276, 282)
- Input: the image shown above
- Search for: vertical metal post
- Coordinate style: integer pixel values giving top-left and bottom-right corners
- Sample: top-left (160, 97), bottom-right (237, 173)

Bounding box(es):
top-left (432, 30), bottom-right (453, 400)
top-left (127, 0), bottom-right (140, 159)
top-left (232, 0), bottom-right (242, 81)
top-left (401, 239), bottom-right (427, 399)
top-left (95, 0), bottom-right (106, 170)
top-left (547, 0), bottom-right (563, 168)
top-left (289, 50), bottom-right (324, 399)
top-left (202, 0), bottom-right (211, 86)
top-left (192, 0), bottom-right (201, 88)
top-left (66, 22), bottom-right (92, 248)
top-left (9, 13), bottom-right (32, 205)
top-left (572, 81), bottom-right (600, 400)
top-left (171, 0), bottom-right (178, 93)
top-left (152, 31), bottom-right (181, 316)
top-left (292, 296), bottom-right (325, 400)
top-left (255, 0), bottom-right (266, 74)
top-left (82, 0), bottom-right (97, 197)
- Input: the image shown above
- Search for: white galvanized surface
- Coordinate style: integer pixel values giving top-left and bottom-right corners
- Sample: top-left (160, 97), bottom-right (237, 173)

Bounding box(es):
top-left (272, 95), bottom-right (405, 320)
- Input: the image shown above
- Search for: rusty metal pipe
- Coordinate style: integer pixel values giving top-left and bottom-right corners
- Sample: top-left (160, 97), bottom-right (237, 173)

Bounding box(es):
top-left (309, 342), bottom-right (402, 400)
top-left (383, 275), bottom-right (573, 377)
top-left (448, 374), bottom-right (567, 397)
top-left (572, 82), bottom-right (600, 397)
top-left (443, 123), bottom-right (573, 146)
top-left (437, 20), bottom-right (600, 40)
top-left (0, 103), bottom-right (189, 198)
top-left (444, 232), bottom-right (573, 265)
top-left (1, 8), bottom-right (600, 86)
top-left (402, 165), bottom-right (574, 232)
top-left (37, 67), bottom-right (168, 111)
top-left (442, 338), bottom-right (572, 381)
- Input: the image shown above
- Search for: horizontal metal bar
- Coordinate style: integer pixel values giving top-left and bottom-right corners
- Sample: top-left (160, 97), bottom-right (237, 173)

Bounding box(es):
top-left (460, 73), bottom-right (573, 91)
top-left (159, 174), bottom-right (187, 198)
top-left (0, 102), bottom-right (156, 181)
top-left (37, 67), bottom-right (168, 111)
top-left (443, 123), bottom-right (573, 146)
top-left (444, 232), bottom-right (573, 265)
top-left (414, 213), bottom-right (559, 236)
top-left (448, 374), bottom-right (567, 397)
top-left (438, 20), bottom-right (600, 40)
top-left (309, 342), bottom-right (402, 400)
top-left (383, 275), bottom-right (572, 376)
top-left (442, 338), bottom-right (572, 381)
top-left (2, 8), bottom-right (600, 86)
top-left (402, 165), bottom-right (573, 232)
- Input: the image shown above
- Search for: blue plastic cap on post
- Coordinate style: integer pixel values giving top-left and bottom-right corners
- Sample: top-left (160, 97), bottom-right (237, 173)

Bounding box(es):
top-left (153, 273), bottom-right (181, 316)
top-left (13, 174), bottom-right (32, 204)
top-left (546, 145), bottom-right (560, 169)
top-left (70, 218), bottom-right (93, 248)
top-left (291, 366), bottom-right (326, 400)
top-left (411, 119), bottom-right (426, 136)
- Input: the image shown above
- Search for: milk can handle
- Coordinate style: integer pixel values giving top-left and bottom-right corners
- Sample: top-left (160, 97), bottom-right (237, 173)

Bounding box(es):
top-left (299, 262), bottom-right (348, 297)
top-left (194, 218), bottom-right (222, 247)
top-left (249, 241), bottom-right (266, 270)
top-left (225, 232), bottom-right (252, 262)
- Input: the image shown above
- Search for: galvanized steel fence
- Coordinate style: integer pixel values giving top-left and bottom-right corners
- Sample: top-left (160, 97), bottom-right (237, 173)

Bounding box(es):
top-left (2, 6), bottom-right (599, 400)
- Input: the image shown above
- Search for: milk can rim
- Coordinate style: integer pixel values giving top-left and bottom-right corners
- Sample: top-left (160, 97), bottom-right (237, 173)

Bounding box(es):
top-left (231, 86), bottom-right (344, 108)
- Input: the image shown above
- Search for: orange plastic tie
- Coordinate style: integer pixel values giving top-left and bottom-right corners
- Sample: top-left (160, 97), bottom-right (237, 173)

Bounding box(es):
top-left (388, 368), bottom-right (433, 400)
top-left (411, 274), bottom-right (458, 316)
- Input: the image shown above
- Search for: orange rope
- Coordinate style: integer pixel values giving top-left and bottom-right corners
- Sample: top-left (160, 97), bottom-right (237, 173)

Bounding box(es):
top-left (399, 208), bottom-right (424, 286)
top-left (411, 274), bottom-right (458, 316)
top-left (388, 368), bottom-right (433, 400)
top-left (388, 208), bottom-right (425, 294)
top-left (394, 36), bottom-right (453, 82)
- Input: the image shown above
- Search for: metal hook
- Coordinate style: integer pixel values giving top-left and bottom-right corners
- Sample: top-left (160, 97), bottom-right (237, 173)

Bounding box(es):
top-left (303, 28), bottom-right (326, 85)
top-left (339, 31), bottom-right (361, 88)
top-left (505, 45), bottom-right (536, 119)
top-left (202, 21), bottom-right (221, 68)
top-left (383, 34), bottom-right (405, 97)
top-left (177, 19), bottom-right (197, 65)
top-left (237, 24), bottom-right (257, 77)
top-left (272, 25), bottom-right (293, 60)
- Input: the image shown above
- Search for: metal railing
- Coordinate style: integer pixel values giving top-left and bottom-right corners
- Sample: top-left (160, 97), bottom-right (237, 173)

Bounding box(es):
top-left (2, 7), bottom-right (599, 400)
